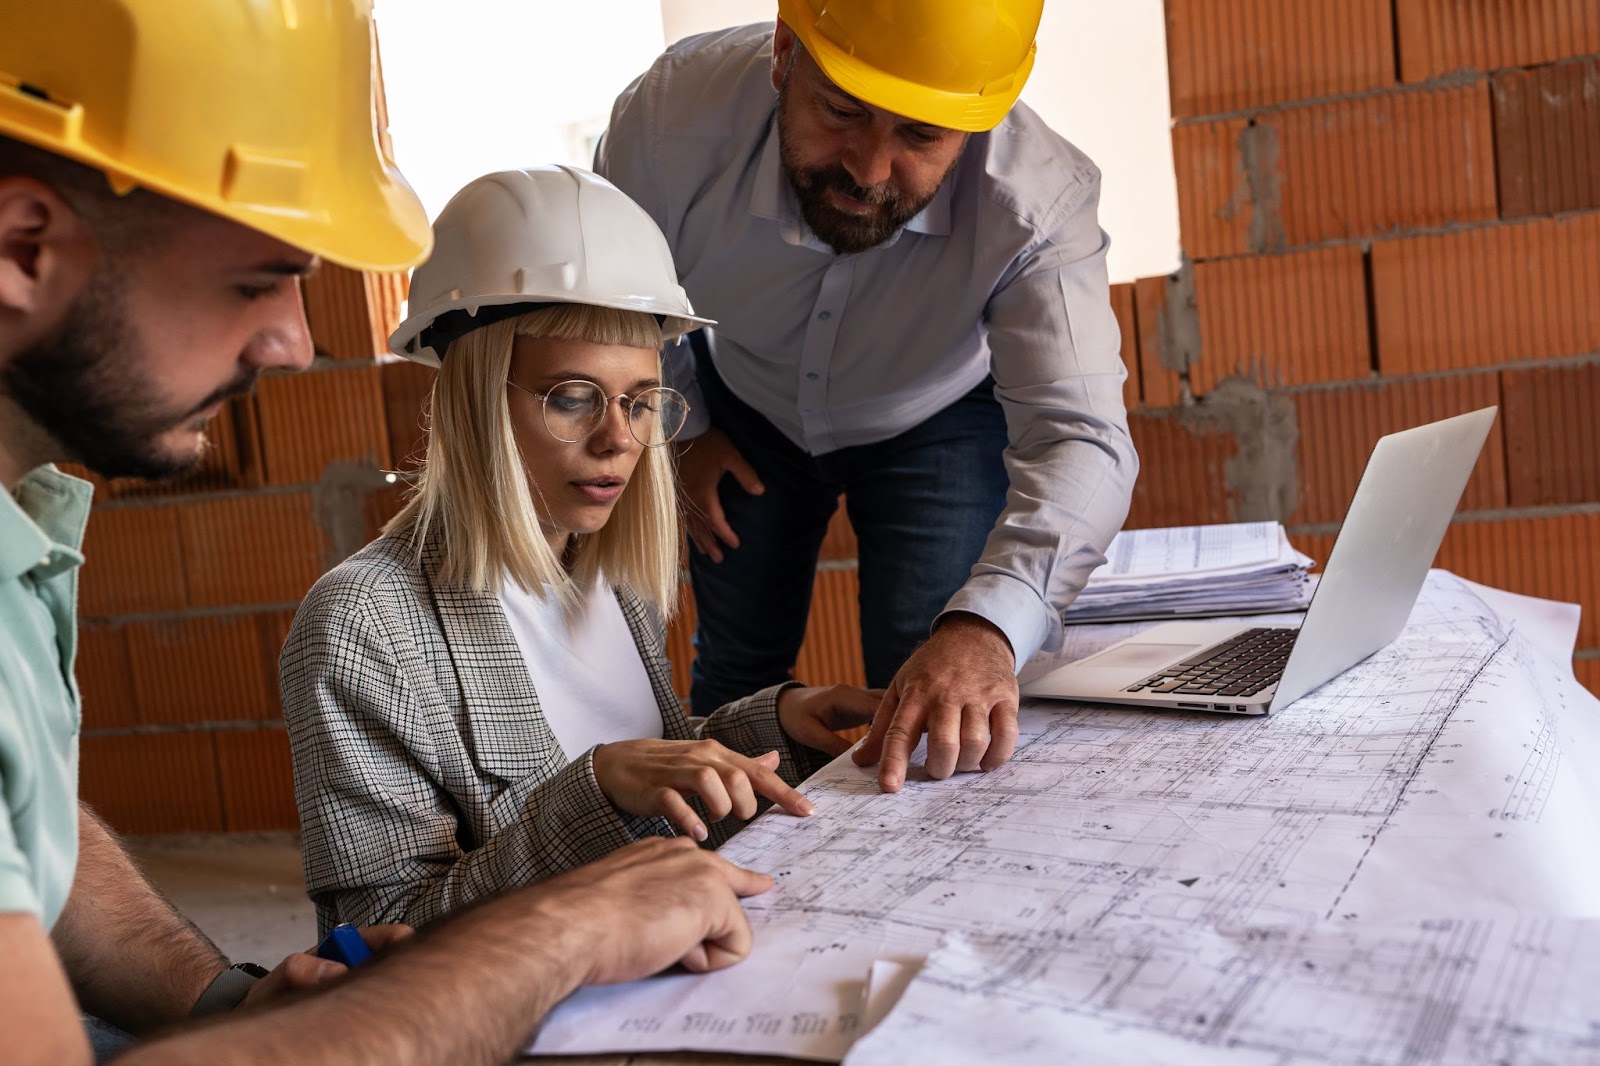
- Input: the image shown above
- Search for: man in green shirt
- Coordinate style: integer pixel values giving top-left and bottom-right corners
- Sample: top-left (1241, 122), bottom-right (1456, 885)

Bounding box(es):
top-left (0, 467), bottom-right (89, 931)
top-left (0, 3), bottom-right (774, 1064)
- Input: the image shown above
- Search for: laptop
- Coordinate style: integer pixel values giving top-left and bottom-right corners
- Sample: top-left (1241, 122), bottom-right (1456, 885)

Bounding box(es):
top-left (1021, 407), bottom-right (1497, 716)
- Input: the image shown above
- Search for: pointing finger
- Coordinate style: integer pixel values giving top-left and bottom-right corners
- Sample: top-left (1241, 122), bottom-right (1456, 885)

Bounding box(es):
top-left (747, 759), bottom-right (814, 817)
top-left (876, 696), bottom-right (931, 793)
top-left (852, 683), bottom-right (899, 767)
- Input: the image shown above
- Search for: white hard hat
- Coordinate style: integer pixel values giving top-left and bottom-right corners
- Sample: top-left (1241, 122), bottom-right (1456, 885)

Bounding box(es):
top-left (389, 165), bottom-right (713, 366)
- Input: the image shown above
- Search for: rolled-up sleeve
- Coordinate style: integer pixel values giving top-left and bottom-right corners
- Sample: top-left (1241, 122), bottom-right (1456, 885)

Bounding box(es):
top-left (0, 785), bottom-right (40, 919)
top-left (941, 178), bottom-right (1138, 666)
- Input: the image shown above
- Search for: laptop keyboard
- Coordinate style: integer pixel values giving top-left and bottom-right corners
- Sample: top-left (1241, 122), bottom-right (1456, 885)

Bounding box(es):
top-left (1122, 627), bottom-right (1299, 697)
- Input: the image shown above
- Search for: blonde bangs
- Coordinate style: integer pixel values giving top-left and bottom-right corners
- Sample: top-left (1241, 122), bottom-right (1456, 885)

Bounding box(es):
top-left (388, 304), bottom-right (681, 618)
top-left (515, 304), bottom-right (664, 350)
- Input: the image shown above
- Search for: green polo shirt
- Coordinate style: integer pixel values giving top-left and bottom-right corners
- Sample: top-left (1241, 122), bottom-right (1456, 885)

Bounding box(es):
top-left (0, 465), bottom-right (91, 929)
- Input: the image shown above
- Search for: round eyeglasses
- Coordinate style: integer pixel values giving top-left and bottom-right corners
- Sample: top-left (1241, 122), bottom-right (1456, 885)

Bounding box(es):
top-left (508, 378), bottom-right (691, 448)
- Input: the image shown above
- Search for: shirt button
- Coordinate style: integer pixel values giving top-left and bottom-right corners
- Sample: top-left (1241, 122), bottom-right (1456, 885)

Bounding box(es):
top-left (816, 310), bottom-right (832, 320)
top-left (805, 372), bottom-right (819, 381)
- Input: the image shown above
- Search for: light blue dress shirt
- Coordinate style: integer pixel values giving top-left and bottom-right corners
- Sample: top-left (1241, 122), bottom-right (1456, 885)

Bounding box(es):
top-left (598, 23), bottom-right (1139, 666)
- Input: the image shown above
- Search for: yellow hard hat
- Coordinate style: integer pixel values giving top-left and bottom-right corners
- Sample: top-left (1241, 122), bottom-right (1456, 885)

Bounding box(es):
top-left (777, 0), bottom-right (1043, 133)
top-left (0, 0), bottom-right (431, 272)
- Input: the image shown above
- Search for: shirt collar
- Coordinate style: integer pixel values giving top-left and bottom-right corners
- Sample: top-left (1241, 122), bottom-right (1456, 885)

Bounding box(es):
top-left (1, 465), bottom-right (92, 581)
top-left (749, 117), bottom-right (788, 226)
top-left (906, 171), bottom-right (955, 237)
top-left (751, 117), bottom-right (956, 251)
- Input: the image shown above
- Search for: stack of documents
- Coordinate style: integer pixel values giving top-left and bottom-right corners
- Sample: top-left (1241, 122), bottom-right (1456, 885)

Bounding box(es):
top-left (1063, 521), bottom-right (1314, 624)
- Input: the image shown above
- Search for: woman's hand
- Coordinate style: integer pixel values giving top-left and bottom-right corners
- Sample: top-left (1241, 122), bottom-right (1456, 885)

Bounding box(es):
top-left (592, 738), bottom-right (814, 841)
top-left (777, 685), bottom-right (883, 757)
top-left (239, 925), bottom-right (414, 1009)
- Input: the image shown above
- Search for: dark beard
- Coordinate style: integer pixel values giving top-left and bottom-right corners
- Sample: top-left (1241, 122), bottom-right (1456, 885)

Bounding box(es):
top-left (777, 88), bottom-right (955, 255)
top-left (1, 268), bottom-right (255, 480)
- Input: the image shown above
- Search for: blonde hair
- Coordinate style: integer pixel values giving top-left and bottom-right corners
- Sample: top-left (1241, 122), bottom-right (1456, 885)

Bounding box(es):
top-left (388, 305), bottom-right (679, 616)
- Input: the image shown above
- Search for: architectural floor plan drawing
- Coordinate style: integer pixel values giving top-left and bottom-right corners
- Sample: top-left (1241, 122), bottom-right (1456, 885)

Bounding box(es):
top-left (529, 573), bottom-right (1600, 1061)
top-left (845, 919), bottom-right (1600, 1065)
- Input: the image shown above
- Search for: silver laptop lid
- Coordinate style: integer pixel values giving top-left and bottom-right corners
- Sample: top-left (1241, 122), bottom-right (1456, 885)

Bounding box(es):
top-left (1270, 406), bottom-right (1497, 710)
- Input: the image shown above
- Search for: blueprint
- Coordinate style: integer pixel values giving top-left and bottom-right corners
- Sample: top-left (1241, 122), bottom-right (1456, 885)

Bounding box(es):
top-left (529, 572), bottom-right (1600, 1061)
top-left (847, 920), bottom-right (1600, 1065)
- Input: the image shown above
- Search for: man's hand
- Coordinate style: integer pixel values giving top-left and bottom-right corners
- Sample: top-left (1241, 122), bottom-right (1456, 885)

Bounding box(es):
top-left (111, 841), bottom-right (774, 1064)
top-left (593, 738), bottom-right (814, 841)
top-left (676, 426), bottom-right (763, 562)
top-left (777, 684), bottom-right (883, 757)
top-left (852, 614), bottom-right (1019, 792)
top-left (539, 837), bottom-right (774, 982)
top-left (238, 925), bottom-right (414, 1010)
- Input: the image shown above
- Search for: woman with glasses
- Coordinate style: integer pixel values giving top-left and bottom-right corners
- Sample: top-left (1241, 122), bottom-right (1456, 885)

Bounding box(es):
top-left (280, 167), bottom-right (877, 934)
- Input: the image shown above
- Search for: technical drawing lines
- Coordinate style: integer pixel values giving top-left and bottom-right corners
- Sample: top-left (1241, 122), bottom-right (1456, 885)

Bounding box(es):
top-left (845, 919), bottom-right (1600, 1066)
top-left (1481, 631), bottom-right (1577, 824)
top-left (1322, 622), bottom-right (1510, 919)
top-left (532, 575), bottom-right (1600, 1063)
top-left (725, 585), bottom-right (1530, 941)
top-left (1501, 713), bottom-right (1561, 823)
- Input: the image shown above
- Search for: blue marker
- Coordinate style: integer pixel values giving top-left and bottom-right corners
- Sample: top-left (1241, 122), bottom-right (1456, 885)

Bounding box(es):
top-left (315, 923), bottom-right (373, 968)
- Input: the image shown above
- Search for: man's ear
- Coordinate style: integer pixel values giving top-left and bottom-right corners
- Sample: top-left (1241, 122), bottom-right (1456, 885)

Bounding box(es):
top-left (771, 19), bottom-right (796, 93)
top-left (0, 177), bottom-right (89, 323)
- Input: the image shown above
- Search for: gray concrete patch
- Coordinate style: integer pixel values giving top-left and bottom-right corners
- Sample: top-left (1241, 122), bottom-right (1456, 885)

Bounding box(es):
top-left (1153, 263), bottom-right (1202, 385)
top-left (312, 461), bottom-right (392, 568)
top-left (1177, 377), bottom-right (1300, 521)
top-left (1225, 120), bottom-right (1287, 255)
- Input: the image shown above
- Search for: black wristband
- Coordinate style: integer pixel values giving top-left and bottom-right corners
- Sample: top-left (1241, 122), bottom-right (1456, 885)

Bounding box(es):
top-left (191, 961), bottom-right (270, 1017)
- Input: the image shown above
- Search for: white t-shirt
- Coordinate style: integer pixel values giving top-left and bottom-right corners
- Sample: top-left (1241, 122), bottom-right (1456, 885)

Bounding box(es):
top-left (494, 572), bottom-right (662, 761)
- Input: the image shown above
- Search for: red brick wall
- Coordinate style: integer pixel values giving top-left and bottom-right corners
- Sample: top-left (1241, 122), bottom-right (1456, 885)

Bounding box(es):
top-left (1146, 0), bottom-right (1600, 700)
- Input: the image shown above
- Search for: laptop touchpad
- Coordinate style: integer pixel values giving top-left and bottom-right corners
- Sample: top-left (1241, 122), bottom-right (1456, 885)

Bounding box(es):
top-left (1082, 643), bottom-right (1200, 670)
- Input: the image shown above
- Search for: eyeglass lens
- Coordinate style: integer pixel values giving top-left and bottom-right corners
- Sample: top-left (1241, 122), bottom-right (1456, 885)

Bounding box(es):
top-left (541, 380), bottom-right (689, 447)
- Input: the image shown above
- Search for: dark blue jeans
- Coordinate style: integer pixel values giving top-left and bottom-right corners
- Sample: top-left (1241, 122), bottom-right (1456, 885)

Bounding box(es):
top-left (85, 1016), bottom-right (136, 1061)
top-left (688, 347), bottom-right (1008, 713)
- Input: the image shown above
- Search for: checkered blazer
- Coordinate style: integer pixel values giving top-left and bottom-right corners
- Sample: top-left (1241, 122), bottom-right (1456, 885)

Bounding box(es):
top-left (281, 529), bottom-right (831, 936)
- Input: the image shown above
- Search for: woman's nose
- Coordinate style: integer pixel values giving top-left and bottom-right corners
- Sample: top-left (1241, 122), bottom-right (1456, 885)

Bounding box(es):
top-left (590, 395), bottom-right (636, 451)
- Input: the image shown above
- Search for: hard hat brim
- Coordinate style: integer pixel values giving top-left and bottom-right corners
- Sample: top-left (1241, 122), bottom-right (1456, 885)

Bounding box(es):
top-left (389, 293), bottom-right (715, 368)
top-left (0, 120), bottom-right (433, 273)
top-left (791, 20), bottom-right (1035, 133)
top-left (249, 176), bottom-right (434, 274)
top-left (129, 155), bottom-right (434, 273)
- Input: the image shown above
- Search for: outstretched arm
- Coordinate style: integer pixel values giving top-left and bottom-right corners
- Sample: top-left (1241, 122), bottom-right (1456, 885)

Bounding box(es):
top-left (3, 835), bottom-right (771, 1066)
top-left (117, 838), bottom-right (770, 1066)
top-left (50, 803), bottom-right (229, 1032)
top-left (855, 179), bottom-right (1137, 791)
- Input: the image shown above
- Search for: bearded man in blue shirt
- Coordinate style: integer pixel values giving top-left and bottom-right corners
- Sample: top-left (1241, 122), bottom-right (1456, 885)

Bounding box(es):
top-left (598, 0), bottom-right (1138, 793)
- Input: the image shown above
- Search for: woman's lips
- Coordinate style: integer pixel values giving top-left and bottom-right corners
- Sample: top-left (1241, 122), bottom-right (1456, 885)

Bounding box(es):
top-left (573, 480), bottom-right (625, 503)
